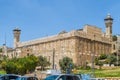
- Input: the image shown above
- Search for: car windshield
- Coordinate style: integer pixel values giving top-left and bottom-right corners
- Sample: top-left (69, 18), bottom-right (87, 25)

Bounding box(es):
top-left (44, 75), bottom-right (59, 80)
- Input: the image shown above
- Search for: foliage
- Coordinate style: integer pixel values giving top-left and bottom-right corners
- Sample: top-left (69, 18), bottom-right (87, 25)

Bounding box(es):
top-left (106, 54), bottom-right (117, 66)
top-left (59, 57), bottom-right (74, 73)
top-left (95, 54), bottom-right (107, 69)
top-left (1, 55), bottom-right (9, 61)
top-left (1, 61), bottom-right (7, 70)
top-left (38, 56), bottom-right (50, 70)
top-left (0, 48), bottom-right (2, 52)
top-left (5, 61), bottom-right (17, 74)
top-left (98, 54), bottom-right (107, 60)
top-left (0, 55), bottom-right (50, 75)
top-left (1, 55), bottom-right (39, 75)
top-left (95, 58), bottom-right (103, 69)
top-left (0, 70), bottom-right (6, 74)
top-left (25, 55), bottom-right (39, 72)
top-left (95, 54), bottom-right (118, 69)
top-left (112, 35), bottom-right (117, 41)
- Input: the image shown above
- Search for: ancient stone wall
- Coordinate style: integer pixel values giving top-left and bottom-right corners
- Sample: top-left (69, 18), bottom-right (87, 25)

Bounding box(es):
top-left (14, 26), bottom-right (112, 68)
top-left (18, 37), bottom-right (76, 68)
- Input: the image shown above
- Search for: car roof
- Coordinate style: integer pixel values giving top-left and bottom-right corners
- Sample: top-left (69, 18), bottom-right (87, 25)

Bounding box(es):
top-left (0, 74), bottom-right (20, 76)
top-left (49, 74), bottom-right (79, 76)
top-left (20, 76), bottom-right (38, 79)
top-left (53, 74), bottom-right (75, 75)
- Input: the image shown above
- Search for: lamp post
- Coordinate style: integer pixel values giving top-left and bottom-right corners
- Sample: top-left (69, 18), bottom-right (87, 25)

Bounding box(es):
top-left (52, 48), bottom-right (55, 69)
top-left (116, 41), bottom-right (119, 66)
top-left (70, 63), bottom-right (72, 74)
top-left (91, 34), bottom-right (95, 78)
top-left (91, 53), bottom-right (95, 77)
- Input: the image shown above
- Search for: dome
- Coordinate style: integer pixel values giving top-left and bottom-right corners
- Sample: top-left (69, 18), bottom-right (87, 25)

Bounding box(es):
top-left (13, 27), bottom-right (21, 31)
top-left (104, 13), bottom-right (113, 21)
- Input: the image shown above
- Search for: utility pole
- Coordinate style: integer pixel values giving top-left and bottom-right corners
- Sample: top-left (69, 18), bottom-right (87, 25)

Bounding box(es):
top-left (91, 34), bottom-right (95, 78)
top-left (116, 41), bottom-right (119, 66)
top-left (52, 48), bottom-right (55, 69)
top-left (91, 53), bottom-right (95, 77)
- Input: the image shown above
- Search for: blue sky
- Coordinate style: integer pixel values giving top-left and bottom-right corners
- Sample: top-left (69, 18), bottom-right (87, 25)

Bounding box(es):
top-left (0, 0), bottom-right (120, 47)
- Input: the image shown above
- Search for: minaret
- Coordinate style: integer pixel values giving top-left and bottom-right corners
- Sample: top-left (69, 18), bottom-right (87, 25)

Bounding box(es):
top-left (104, 14), bottom-right (113, 39)
top-left (3, 44), bottom-right (7, 56)
top-left (13, 27), bottom-right (21, 48)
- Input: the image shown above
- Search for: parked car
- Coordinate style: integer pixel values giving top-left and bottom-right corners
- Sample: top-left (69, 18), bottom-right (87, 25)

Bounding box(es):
top-left (77, 74), bottom-right (91, 80)
top-left (90, 78), bottom-right (105, 80)
top-left (0, 74), bottom-right (20, 80)
top-left (16, 76), bottom-right (38, 80)
top-left (42, 69), bottom-right (61, 75)
top-left (75, 74), bottom-right (82, 80)
top-left (44, 74), bottom-right (81, 80)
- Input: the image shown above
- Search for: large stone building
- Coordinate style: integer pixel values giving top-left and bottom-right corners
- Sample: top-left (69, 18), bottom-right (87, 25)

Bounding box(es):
top-left (11, 14), bottom-right (113, 68)
top-left (113, 35), bottom-right (120, 55)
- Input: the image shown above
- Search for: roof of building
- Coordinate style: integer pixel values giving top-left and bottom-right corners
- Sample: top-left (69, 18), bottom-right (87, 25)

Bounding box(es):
top-left (17, 25), bottom-right (111, 47)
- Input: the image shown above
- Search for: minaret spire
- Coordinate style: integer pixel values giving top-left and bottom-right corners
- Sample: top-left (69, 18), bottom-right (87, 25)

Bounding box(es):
top-left (13, 27), bottom-right (21, 48)
top-left (104, 13), bottom-right (113, 40)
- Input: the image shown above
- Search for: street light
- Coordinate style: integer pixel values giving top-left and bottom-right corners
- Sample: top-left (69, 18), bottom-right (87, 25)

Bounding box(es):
top-left (52, 48), bottom-right (55, 69)
top-left (116, 41), bottom-right (119, 66)
top-left (91, 34), bottom-right (95, 78)
top-left (91, 53), bottom-right (95, 78)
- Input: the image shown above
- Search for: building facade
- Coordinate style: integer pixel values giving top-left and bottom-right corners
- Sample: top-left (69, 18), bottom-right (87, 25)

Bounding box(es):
top-left (11, 14), bottom-right (113, 68)
top-left (113, 35), bottom-right (120, 54)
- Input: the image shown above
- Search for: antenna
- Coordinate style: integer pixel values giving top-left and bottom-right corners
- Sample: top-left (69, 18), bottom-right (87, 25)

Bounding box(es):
top-left (3, 33), bottom-right (7, 56)
top-left (4, 33), bottom-right (6, 45)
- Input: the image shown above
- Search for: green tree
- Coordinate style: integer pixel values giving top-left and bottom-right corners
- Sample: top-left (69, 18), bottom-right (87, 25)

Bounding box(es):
top-left (0, 48), bottom-right (2, 52)
top-left (59, 57), bottom-right (74, 73)
top-left (95, 58), bottom-right (103, 69)
top-left (27, 55), bottom-right (39, 72)
top-left (5, 61), bottom-right (17, 74)
top-left (17, 55), bottom-right (38, 73)
top-left (15, 62), bottom-right (26, 75)
top-left (106, 54), bottom-right (116, 66)
top-left (1, 55), bottom-right (39, 75)
top-left (112, 35), bottom-right (117, 41)
top-left (95, 54), bottom-right (107, 69)
top-left (17, 57), bottom-right (28, 74)
top-left (98, 54), bottom-right (107, 60)
top-left (1, 61), bottom-right (7, 70)
top-left (38, 56), bottom-right (50, 70)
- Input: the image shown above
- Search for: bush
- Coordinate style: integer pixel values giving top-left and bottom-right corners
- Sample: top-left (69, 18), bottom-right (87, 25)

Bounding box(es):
top-left (1, 55), bottom-right (39, 75)
top-left (0, 70), bottom-right (6, 74)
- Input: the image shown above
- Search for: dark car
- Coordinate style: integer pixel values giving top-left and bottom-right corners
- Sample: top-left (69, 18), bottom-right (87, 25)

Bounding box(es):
top-left (44, 74), bottom-right (81, 80)
top-left (0, 74), bottom-right (20, 80)
top-left (16, 76), bottom-right (38, 80)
